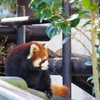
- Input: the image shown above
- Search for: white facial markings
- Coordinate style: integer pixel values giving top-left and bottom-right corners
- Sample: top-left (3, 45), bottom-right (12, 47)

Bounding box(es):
top-left (32, 56), bottom-right (48, 70)
top-left (33, 58), bottom-right (41, 67)
top-left (41, 60), bottom-right (49, 70)
top-left (44, 56), bottom-right (47, 59)
top-left (27, 44), bottom-right (39, 59)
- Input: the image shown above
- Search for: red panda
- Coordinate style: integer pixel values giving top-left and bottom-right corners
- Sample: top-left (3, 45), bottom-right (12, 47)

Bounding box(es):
top-left (5, 41), bottom-right (69, 98)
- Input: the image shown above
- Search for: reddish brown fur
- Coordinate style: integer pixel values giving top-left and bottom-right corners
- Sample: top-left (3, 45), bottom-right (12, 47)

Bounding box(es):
top-left (7, 41), bottom-right (48, 66)
top-left (31, 42), bottom-right (48, 61)
top-left (51, 84), bottom-right (70, 97)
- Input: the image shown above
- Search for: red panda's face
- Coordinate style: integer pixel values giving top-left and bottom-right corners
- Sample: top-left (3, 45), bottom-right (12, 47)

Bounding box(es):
top-left (27, 42), bottom-right (49, 70)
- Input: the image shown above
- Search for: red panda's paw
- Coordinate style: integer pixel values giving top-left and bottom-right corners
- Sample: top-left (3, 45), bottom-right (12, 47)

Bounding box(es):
top-left (51, 84), bottom-right (70, 97)
top-left (44, 89), bottom-right (53, 98)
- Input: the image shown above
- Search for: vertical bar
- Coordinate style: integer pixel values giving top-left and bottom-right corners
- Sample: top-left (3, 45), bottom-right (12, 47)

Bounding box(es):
top-left (62, 0), bottom-right (71, 98)
top-left (17, 25), bottom-right (26, 45)
top-left (17, 0), bottom-right (32, 16)
top-left (16, 0), bottom-right (26, 45)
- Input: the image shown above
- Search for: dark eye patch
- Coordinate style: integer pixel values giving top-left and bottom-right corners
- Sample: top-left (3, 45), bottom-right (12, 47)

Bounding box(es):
top-left (39, 59), bottom-right (47, 66)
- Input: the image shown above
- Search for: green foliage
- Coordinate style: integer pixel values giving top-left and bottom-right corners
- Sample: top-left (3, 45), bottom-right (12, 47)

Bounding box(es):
top-left (0, 46), bottom-right (6, 56)
top-left (81, 0), bottom-right (98, 12)
top-left (92, 87), bottom-right (95, 95)
top-left (97, 32), bottom-right (100, 40)
top-left (0, 0), bottom-right (16, 9)
top-left (29, 0), bottom-right (82, 43)
top-left (62, 37), bottom-right (70, 44)
top-left (85, 61), bottom-right (92, 67)
top-left (0, 37), bottom-right (8, 64)
top-left (82, 20), bottom-right (91, 28)
top-left (29, 0), bottom-right (61, 20)
top-left (87, 76), bottom-right (93, 82)
top-left (29, 0), bottom-right (96, 42)
top-left (0, 0), bottom-right (16, 18)
top-left (46, 24), bottom-right (60, 38)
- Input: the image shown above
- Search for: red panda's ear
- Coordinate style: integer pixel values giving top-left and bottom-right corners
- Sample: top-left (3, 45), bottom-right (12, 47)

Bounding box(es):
top-left (27, 44), bottom-right (39, 59)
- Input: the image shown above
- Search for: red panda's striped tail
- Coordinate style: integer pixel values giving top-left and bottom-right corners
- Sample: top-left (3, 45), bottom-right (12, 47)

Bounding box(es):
top-left (51, 84), bottom-right (70, 97)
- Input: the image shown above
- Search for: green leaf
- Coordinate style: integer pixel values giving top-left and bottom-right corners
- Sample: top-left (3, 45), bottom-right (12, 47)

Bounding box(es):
top-left (51, 15), bottom-right (61, 21)
top-left (61, 24), bottom-right (71, 35)
top-left (70, 18), bottom-right (80, 27)
top-left (46, 24), bottom-right (53, 33)
top-left (96, 0), bottom-right (99, 3)
top-left (29, 0), bottom-right (40, 8)
top-left (0, 46), bottom-right (5, 52)
top-left (47, 28), bottom-right (57, 38)
top-left (92, 87), bottom-right (95, 95)
top-left (85, 61), bottom-right (92, 66)
top-left (97, 32), bottom-right (100, 40)
top-left (37, 2), bottom-right (47, 10)
top-left (97, 46), bottom-right (100, 53)
top-left (37, 6), bottom-right (52, 22)
top-left (0, 52), bottom-right (5, 55)
top-left (42, 9), bottom-right (52, 18)
top-left (68, 14), bottom-right (79, 21)
top-left (68, 14), bottom-right (80, 27)
top-left (43, 0), bottom-right (53, 4)
top-left (91, 79), bottom-right (94, 84)
top-left (34, 11), bottom-right (41, 18)
top-left (54, 20), bottom-right (66, 27)
top-left (78, 10), bottom-right (89, 17)
top-left (82, 20), bottom-right (91, 28)
top-left (29, 0), bottom-right (35, 9)
top-left (62, 37), bottom-right (70, 44)
top-left (87, 76), bottom-right (93, 82)
top-left (98, 73), bottom-right (100, 79)
top-left (46, 25), bottom-right (57, 38)
top-left (40, 13), bottom-right (45, 23)
top-left (81, 0), bottom-right (98, 12)
top-left (35, 0), bottom-right (43, 8)
top-left (52, 6), bottom-right (62, 14)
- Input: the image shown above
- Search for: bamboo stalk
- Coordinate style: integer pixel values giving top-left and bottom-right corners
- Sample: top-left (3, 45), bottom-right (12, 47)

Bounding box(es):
top-left (91, 11), bottom-right (100, 100)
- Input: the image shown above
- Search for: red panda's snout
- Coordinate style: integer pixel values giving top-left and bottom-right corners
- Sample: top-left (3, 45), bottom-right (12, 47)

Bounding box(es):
top-left (32, 58), bottom-right (49, 70)
top-left (40, 59), bottom-right (49, 70)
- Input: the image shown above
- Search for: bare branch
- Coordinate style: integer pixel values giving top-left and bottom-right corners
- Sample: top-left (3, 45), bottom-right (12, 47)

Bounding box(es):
top-left (69, 32), bottom-right (92, 56)
top-left (75, 27), bottom-right (92, 44)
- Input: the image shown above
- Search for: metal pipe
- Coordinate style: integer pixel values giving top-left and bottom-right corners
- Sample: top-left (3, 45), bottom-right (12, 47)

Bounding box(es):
top-left (62, 0), bottom-right (71, 98)
top-left (0, 16), bottom-right (49, 26)
top-left (16, 3), bottom-right (26, 45)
